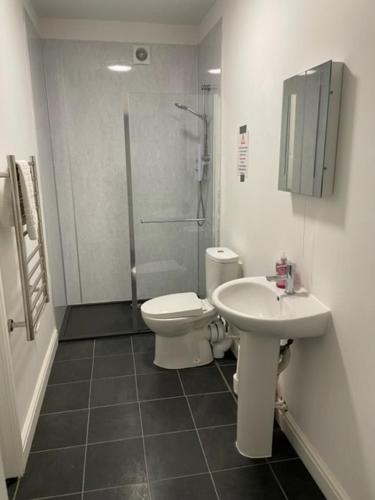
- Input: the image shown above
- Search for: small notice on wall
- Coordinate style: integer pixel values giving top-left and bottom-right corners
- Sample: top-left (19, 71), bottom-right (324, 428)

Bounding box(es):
top-left (237, 125), bottom-right (249, 182)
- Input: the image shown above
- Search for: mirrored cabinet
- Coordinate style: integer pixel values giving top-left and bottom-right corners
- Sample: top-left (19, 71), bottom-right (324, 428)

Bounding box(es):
top-left (278, 60), bottom-right (343, 197)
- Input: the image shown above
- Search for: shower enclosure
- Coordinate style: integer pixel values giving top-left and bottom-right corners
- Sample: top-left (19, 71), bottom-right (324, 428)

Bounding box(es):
top-left (57, 87), bottom-right (219, 339)
top-left (42, 32), bottom-right (222, 340)
top-left (125, 88), bottom-right (218, 331)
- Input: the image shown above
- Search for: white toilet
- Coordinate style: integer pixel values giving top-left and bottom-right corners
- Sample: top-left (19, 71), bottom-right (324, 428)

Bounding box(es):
top-left (141, 247), bottom-right (241, 369)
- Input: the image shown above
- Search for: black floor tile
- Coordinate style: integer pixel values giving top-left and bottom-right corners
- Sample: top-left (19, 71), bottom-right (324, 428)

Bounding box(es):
top-left (84, 439), bottom-right (146, 490)
top-left (145, 431), bottom-right (207, 481)
top-left (90, 376), bottom-right (137, 407)
top-left (215, 350), bottom-right (237, 365)
top-left (95, 336), bottom-right (132, 357)
top-left (93, 354), bottom-right (134, 379)
top-left (137, 372), bottom-right (183, 401)
top-left (271, 459), bottom-right (325, 499)
top-left (49, 358), bottom-right (93, 384)
top-left (6, 478), bottom-right (17, 500)
top-left (32, 410), bottom-right (88, 451)
top-left (141, 397), bottom-right (194, 435)
top-left (213, 465), bottom-right (285, 500)
top-left (150, 474), bottom-right (217, 500)
top-left (132, 333), bottom-right (155, 353)
top-left (36, 495), bottom-right (81, 499)
top-left (60, 302), bottom-right (148, 340)
top-left (219, 364), bottom-right (236, 391)
top-left (84, 484), bottom-right (149, 499)
top-left (180, 365), bottom-right (228, 395)
top-left (199, 424), bottom-right (264, 471)
top-left (41, 381), bottom-right (90, 413)
top-left (189, 393), bottom-right (237, 428)
top-left (134, 352), bottom-right (164, 374)
top-left (88, 404), bottom-right (141, 443)
top-left (16, 446), bottom-right (85, 500)
top-left (269, 427), bottom-right (298, 461)
top-left (55, 340), bottom-right (94, 361)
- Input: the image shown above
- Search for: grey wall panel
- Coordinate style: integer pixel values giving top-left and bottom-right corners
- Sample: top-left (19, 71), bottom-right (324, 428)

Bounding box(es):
top-left (25, 17), bottom-right (67, 319)
top-left (43, 41), bottom-right (82, 304)
top-left (44, 40), bottom-right (198, 304)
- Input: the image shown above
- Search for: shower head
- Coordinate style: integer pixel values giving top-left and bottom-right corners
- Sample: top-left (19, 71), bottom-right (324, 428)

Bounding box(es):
top-left (175, 102), bottom-right (188, 111)
top-left (174, 102), bottom-right (205, 121)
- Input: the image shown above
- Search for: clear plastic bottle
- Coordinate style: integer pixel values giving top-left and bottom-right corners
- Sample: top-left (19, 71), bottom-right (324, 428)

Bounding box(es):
top-left (276, 253), bottom-right (288, 289)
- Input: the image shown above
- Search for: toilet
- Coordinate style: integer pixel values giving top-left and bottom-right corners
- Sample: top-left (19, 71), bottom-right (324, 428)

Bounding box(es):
top-left (141, 247), bottom-right (241, 369)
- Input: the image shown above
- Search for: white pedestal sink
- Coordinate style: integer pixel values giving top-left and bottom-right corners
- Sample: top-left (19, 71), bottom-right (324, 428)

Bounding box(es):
top-left (212, 277), bottom-right (330, 458)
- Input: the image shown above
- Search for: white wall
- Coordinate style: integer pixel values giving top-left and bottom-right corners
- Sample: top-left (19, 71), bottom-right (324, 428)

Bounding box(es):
top-left (0, 0), bottom-right (57, 473)
top-left (201, 1), bottom-right (375, 499)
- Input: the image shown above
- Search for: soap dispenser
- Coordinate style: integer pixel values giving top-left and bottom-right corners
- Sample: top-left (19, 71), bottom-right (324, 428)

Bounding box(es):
top-left (276, 253), bottom-right (288, 289)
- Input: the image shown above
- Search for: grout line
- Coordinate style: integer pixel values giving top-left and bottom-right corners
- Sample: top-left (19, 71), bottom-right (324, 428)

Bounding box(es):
top-left (267, 461), bottom-right (289, 500)
top-left (47, 379), bottom-right (92, 387)
top-left (54, 350), bottom-right (159, 365)
top-left (177, 369), bottom-right (221, 500)
top-left (266, 456), bottom-right (300, 465)
top-left (39, 390), bottom-right (232, 417)
top-left (29, 423), bottom-right (245, 454)
top-left (149, 471), bottom-right (209, 485)
top-left (30, 444), bottom-right (86, 455)
top-left (214, 360), bottom-right (238, 404)
top-left (80, 339), bottom-right (96, 500)
top-left (40, 407), bottom-right (91, 417)
top-left (47, 365), bottom-right (235, 387)
top-left (32, 492), bottom-right (82, 500)
top-left (30, 424), bottom-right (245, 454)
top-left (130, 336), bottom-right (152, 500)
top-left (54, 356), bottom-right (93, 364)
top-left (212, 462), bottom-right (268, 474)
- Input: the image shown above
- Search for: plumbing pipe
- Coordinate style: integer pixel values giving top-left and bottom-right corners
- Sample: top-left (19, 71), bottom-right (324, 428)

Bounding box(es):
top-left (208, 318), bottom-right (233, 358)
top-left (232, 340), bottom-right (294, 402)
top-left (275, 340), bottom-right (294, 413)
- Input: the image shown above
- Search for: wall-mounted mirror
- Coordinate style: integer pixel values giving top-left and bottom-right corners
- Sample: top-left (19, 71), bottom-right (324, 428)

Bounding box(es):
top-left (278, 60), bottom-right (343, 197)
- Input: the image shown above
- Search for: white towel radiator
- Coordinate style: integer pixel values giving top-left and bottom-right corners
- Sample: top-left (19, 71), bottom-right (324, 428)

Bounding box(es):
top-left (0, 155), bottom-right (49, 341)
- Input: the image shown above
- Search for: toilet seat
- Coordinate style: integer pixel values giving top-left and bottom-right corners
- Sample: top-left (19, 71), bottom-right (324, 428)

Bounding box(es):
top-left (141, 292), bottom-right (212, 320)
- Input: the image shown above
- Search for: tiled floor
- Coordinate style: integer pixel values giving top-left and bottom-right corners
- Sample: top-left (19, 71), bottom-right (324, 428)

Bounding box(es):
top-left (60, 302), bottom-right (149, 340)
top-left (9, 334), bottom-right (326, 500)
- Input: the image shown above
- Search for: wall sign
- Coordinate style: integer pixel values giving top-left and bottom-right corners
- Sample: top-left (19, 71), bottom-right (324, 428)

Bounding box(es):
top-left (237, 124), bottom-right (249, 182)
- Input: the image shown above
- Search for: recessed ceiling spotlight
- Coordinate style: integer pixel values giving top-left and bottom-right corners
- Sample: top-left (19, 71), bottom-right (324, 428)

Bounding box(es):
top-left (208, 68), bottom-right (221, 75)
top-left (107, 64), bottom-right (132, 72)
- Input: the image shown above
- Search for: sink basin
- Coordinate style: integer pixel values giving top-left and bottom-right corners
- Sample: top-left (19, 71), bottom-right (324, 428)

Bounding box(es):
top-left (212, 276), bottom-right (331, 459)
top-left (212, 276), bottom-right (330, 338)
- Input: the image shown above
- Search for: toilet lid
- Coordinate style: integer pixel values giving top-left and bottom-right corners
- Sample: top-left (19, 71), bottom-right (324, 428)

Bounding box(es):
top-left (141, 292), bottom-right (204, 319)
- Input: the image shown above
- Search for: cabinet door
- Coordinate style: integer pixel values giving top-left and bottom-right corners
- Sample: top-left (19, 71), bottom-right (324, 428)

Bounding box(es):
top-left (278, 61), bottom-right (341, 197)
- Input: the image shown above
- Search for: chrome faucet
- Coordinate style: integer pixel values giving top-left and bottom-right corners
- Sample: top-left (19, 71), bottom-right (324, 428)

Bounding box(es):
top-left (266, 263), bottom-right (296, 295)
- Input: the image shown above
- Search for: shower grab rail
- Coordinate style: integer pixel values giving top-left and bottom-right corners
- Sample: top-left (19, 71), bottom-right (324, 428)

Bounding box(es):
top-left (0, 155), bottom-right (49, 341)
top-left (140, 217), bottom-right (206, 224)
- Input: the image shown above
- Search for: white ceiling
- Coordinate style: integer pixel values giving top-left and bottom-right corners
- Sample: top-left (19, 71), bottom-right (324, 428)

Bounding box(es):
top-left (31, 0), bottom-right (217, 25)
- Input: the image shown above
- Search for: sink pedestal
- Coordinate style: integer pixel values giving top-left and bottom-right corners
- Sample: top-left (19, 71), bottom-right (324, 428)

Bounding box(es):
top-left (236, 327), bottom-right (280, 458)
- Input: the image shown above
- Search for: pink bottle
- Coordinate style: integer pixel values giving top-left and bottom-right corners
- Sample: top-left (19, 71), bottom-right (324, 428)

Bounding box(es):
top-left (276, 253), bottom-right (288, 289)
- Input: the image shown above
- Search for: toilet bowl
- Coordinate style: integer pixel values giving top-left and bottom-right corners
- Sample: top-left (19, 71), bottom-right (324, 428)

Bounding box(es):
top-left (141, 248), bottom-right (241, 369)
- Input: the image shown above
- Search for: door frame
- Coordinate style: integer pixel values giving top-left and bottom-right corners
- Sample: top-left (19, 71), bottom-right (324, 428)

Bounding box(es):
top-left (0, 269), bottom-right (24, 478)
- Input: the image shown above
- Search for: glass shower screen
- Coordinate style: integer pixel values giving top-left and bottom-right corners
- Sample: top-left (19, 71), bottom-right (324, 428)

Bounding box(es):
top-left (127, 93), bottom-right (202, 301)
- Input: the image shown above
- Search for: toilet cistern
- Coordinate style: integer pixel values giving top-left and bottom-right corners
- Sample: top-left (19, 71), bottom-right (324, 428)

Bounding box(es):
top-left (266, 262), bottom-right (296, 294)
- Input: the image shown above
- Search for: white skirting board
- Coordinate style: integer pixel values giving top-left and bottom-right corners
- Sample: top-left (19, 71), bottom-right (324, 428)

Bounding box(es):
top-left (277, 411), bottom-right (350, 500)
top-left (20, 329), bottom-right (58, 465)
